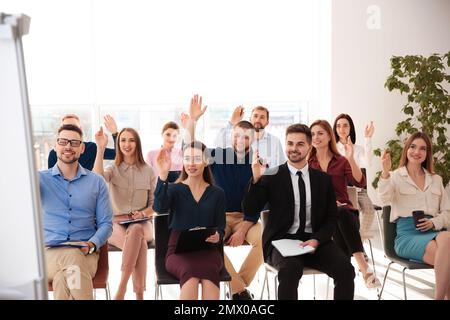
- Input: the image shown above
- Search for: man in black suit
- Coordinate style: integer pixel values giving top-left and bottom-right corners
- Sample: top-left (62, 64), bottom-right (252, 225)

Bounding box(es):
top-left (243, 124), bottom-right (355, 300)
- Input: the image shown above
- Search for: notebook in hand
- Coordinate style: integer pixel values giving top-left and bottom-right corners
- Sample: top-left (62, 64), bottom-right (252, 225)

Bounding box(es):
top-left (118, 216), bottom-right (151, 225)
top-left (174, 227), bottom-right (217, 253)
top-left (46, 241), bottom-right (88, 248)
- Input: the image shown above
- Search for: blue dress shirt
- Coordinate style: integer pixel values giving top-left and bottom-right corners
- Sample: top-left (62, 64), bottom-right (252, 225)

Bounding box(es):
top-left (39, 164), bottom-right (113, 249)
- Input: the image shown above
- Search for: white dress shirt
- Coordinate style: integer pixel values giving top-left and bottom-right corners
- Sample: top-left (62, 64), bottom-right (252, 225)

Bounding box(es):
top-left (286, 163), bottom-right (312, 234)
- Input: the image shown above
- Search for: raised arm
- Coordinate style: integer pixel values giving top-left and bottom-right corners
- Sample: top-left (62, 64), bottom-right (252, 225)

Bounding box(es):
top-left (343, 136), bottom-right (364, 185)
top-left (377, 149), bottom-right (395, 204)
top-left (152, 149), bottom-right (173, 213)
top-left (183, 94), bottom-right (207, 145)
top-left (363, 121), bottom-right (375, 167)
top-left (93, 126), bottom-right (108, 178)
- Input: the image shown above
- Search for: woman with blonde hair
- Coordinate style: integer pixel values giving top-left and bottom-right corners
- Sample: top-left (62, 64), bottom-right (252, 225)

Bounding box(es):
top-left (94, 127), bottom-right (156, 300)
top-left (378, 131), bottom-right (450, 299)
top-left (308, 120), bottom-right (381, 289)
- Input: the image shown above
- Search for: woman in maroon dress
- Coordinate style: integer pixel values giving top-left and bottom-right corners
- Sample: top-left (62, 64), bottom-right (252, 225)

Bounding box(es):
top-left (153, 141), bottom-right (226, 300)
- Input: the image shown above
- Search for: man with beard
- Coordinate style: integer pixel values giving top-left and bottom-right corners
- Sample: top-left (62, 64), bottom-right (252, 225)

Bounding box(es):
top-left (40, 124), bottom-right (113, 299)
top-left (48, 114), bottom-right (118, 170)
top-left (243, 124), bottom-right (355, 300)
top-left (183, 95), bottom-right (263, 300)
top-left (214, 105), bottom-right (285, 168)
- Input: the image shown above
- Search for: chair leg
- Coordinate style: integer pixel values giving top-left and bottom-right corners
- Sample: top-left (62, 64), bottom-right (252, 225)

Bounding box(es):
top-left (93, 288), bottom-right (96, 300)
top-left (274, 274), bottom-right (278, 300)
top-left (106, 283), bottom-right (111, 300)
top-left (378, 261), bottom-right (393, 300)
top-left (260, 269), bottom-right (269, 300)
top-left (402, 267), bottom-right (407, 300)
top-left (155, 284), bottom-right (159, 300)
top-left (313, 274), bottom-right (316, 300)
top-left (325, 276), bottom-right (330, 300)
top-left (366, 239), bottom-right (381, 297)
top-left (375, 210), bottom-right (384, 252)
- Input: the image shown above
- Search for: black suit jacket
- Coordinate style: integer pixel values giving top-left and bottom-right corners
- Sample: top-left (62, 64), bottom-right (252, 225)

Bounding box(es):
top-left (243, 163), bottom-right (338, 261)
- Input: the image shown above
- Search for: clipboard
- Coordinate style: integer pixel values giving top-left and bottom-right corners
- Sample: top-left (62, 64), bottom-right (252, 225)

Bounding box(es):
top-left (174, 227), bottom-right (217, 253)
top-left (118, 216), bottom-right (151, 225)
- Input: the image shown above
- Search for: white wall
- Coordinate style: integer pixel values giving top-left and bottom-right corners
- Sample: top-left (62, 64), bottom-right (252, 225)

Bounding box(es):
top-left (331, 0), bottom-right (450, 200)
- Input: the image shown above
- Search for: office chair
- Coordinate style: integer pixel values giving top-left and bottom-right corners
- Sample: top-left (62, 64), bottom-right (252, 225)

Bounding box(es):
top-left (259, 210), bottom-right (330, 300)
top-left (153, 213), bottom-right (232, 300)
top-left (48, 244), bottom-right (111, 300)
top-left (378, 206), bottom-right (434, 300)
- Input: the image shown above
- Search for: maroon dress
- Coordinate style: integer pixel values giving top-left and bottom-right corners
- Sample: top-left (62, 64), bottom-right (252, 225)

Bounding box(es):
top-left (166, 231), bottom-right (223, 288)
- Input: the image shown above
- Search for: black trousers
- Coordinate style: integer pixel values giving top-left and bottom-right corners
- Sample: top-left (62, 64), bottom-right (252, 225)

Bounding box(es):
top-left (268, 237), bottom-right (355, 300)
top-left (334, 207), bottom-right (364, 257)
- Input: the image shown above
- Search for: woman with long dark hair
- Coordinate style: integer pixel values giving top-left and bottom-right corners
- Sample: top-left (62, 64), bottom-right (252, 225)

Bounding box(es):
top-left (153, 141), bottom-right (226, 300)
top-left (94, 127), bottom-right (156, 299)
top-left (308, 120), bottom-right (381, 289)
top-left (378, 132), bottom-right (450, 299)
top-left (333, 114), bottom-right (376, 240)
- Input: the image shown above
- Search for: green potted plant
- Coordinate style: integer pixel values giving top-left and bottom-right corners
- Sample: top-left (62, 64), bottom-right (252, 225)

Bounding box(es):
top-left (373, 52), bottom-right (450, 189)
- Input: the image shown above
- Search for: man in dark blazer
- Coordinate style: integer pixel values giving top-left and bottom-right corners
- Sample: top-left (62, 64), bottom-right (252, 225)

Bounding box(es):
top-left (243, 123), bottom-right (355, 300)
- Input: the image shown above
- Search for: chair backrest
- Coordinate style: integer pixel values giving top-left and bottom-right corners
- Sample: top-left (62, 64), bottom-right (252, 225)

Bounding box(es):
top-left (346, 186), bottom-right (359, 210)
top-left (260, 210), bottom-right (270, 230)
top-left (382, 206), bottom-right (400, 260)
top-left (93, 244), bottom-right (109, 287)
top-left (154, 214), bottom-right (170, 271)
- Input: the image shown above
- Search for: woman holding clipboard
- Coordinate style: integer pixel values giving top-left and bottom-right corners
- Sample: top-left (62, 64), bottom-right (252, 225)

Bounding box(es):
top-left (94, 127), bottom-right (156, 300)
top-left (153, 141), bottom-right (226, 300)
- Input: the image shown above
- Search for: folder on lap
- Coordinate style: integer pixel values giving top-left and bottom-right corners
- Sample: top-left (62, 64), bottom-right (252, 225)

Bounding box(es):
top-left (118, 216), bottom-right (151, 225)
top-left (271, 239), bottom-right (315, 257)
top-left (175, 227), bottom-right (217, 253)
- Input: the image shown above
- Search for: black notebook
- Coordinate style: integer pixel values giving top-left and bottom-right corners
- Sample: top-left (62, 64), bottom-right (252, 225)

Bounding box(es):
top-left (118, 217), bottom-right (151, 225)
top-left (174, 227), bottom-right (217, 253)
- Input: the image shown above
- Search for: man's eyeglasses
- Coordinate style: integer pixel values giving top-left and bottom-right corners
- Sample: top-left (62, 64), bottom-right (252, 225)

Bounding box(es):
top-left (57, 138), bottom-right (82, 147)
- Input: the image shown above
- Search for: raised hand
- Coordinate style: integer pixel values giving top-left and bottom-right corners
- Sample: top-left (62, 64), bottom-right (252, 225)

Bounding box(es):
top-left (103, 114), bottom-right (118, 135)
top-left (156, 148), bottom-right (172, 181)
top-left (251, 150), bottom-right (266, 183)
top-left (180, 112), bottom-right (190, 129)
top-left (230, 105), bottom-right (244, 125)
top-left (189, 94), bottom-right (207, 121)
top-left (381, 149), bottom-right (392, 175)
top-left (95, 126), bottom-right (108, 149)
top-left (364, 121), bottom-right (375, 138)
top-left (343, 136), bottom-right (354, 160)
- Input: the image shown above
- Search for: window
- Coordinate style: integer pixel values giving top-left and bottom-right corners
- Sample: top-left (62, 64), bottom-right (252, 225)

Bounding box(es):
top-left (3, 0), bottom-right (330, 169)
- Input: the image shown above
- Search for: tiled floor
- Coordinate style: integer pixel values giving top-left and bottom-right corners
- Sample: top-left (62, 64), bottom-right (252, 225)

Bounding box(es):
top-left (96, 224), bottom-right (435, 300)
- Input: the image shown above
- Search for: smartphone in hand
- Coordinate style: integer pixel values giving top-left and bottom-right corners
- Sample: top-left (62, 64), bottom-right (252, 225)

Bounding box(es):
top-left (412, 210), bottom-right (426, 228)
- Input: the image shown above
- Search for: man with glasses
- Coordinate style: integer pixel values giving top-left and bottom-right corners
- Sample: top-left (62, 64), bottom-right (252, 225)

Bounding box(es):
top-left (40, 124), bottom-right (113, 299)
top-left (48, 114), bottom-right (119, 170)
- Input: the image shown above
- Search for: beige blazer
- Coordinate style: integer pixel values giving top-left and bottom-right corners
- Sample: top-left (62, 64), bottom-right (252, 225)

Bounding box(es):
top-left (378, 166), bottom-right (450, 230)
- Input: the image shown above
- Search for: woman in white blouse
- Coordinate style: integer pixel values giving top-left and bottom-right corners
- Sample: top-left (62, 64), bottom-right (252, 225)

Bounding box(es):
top-left (378, 131), bottom-right (450, 300)
top-left (333, 114), bottom-right (376, 239)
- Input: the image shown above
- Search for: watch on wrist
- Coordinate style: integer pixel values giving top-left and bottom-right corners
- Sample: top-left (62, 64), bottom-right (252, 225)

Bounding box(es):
top-left (88, 242), bottom-right (96, 254)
